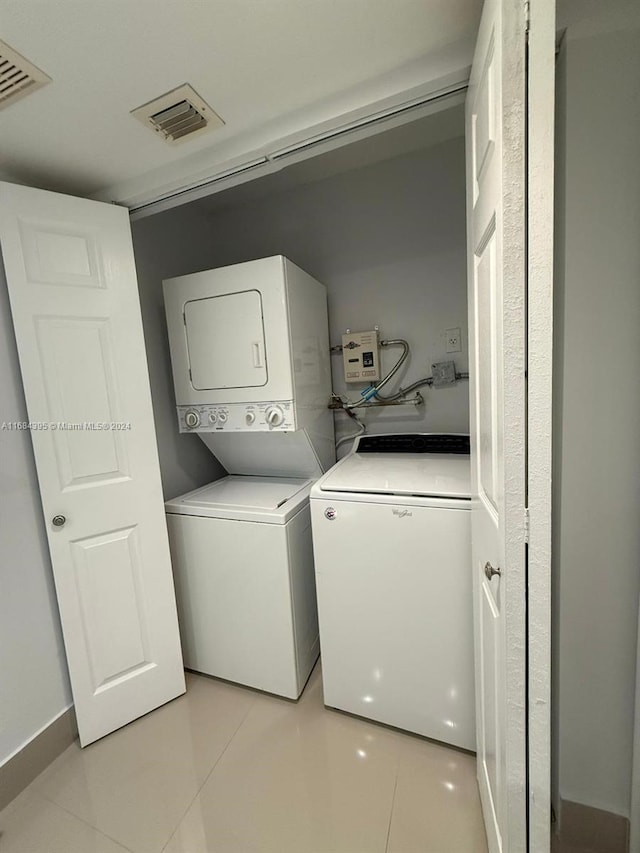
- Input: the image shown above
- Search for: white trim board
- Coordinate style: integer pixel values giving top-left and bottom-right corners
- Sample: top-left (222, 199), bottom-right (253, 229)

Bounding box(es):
top-left (526, 0), bottom-right (555, 850)
top-left (631, 607), bottom-right (640, 853)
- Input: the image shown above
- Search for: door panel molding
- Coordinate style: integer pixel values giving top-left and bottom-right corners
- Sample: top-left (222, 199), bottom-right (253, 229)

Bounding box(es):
top-left (0, 181), bottom-right (185, 747)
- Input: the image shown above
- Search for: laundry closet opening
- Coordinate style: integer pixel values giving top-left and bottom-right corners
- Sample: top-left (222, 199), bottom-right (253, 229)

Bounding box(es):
top-left (129, 98), bottom-right (470, 500)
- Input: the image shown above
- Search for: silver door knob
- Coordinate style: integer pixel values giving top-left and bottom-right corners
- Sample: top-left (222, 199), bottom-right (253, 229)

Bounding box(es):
top-left (484, 561), bottom-right (501, 580)
top-left (52, 515), bottom-right (66, 527)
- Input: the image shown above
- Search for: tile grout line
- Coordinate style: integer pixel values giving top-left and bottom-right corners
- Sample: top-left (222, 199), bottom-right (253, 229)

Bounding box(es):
top-left (158, 692), bottom-right (260, 853)
top-left (30, 683), bottom-right (259, 853)
top-left (21, 787), bottom-right (137, 853)
top-left (384, 773), bottom-right (400, 853)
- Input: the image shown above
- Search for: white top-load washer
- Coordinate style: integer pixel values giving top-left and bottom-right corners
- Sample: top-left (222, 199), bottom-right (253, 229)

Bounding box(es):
top-left (310, 433), bottom-right (475, 749)
top-left (162, 257), bottom-right (335, 698)
top-left (165, 477), bottom-right (318, 699)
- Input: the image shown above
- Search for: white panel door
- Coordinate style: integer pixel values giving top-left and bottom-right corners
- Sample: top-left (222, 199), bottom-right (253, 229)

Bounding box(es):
top-left (467, 0), bottom-right (554, 849)
top-left (467, 1), bottom-right (526, 850)
top-left (0, 182), bottom-right (185, 747)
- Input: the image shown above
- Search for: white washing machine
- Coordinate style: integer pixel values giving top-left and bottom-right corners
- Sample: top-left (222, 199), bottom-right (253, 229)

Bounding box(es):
top-left (165, 476), bottom-right (318, 699)
top-left (163, 257), bottom-right (334, 698)
top-left (310, 433), bottom-right (475, 750)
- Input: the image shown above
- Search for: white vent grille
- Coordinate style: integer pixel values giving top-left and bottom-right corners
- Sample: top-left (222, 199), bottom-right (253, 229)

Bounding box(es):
top-left (0, 40), bottom-right (51, 110)
top-left (131, 84), bottom-right (224, 145)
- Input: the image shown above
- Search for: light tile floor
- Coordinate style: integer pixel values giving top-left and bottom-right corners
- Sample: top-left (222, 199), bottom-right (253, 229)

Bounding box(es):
top-left (0, 663), bottom-right (488, 853)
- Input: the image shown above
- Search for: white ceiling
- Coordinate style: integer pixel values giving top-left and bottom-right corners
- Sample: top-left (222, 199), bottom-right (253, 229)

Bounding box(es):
top-left (1, 0), bottom-right (482, 206)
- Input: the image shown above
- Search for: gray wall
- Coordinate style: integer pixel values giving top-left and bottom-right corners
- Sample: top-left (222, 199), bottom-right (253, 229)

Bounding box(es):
top-left (178, 136), bottom-right (470, 452)
top-left (553, 2), bottom-right (640, 818)
top-left (131, 208), bottom-right (224, 499)
top-left (0, 262), bottom-right (72, 765)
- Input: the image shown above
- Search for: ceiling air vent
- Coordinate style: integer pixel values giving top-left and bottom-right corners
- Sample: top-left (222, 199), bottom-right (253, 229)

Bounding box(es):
top-left (0, 40), bottom-right (51, 110)
top-left (131, 84), bottom-right (224, 145)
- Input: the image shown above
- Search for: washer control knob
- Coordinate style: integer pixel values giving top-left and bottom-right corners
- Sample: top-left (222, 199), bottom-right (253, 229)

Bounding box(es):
top-left (265, 406), bottom-right (284, 427)
top-left (245, 411), bottom-right (256, 425)
top-left (217, 411), bottom-right (228, 424)
top-left (208, 412), bottom-right (217, 424)
top-left (184, 410), bottom-right (200, 429)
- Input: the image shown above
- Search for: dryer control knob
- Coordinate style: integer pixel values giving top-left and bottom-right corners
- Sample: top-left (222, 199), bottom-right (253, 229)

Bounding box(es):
top-left (208, 412), bottom-right (218, 424)
top-left (217, 411), bottom-right (228, 424)
top-left (245, 411), bottom-right (256, 425)
top-left (266, 406), bottom-right (284, 427)
top-left (185, 410), bottom-right (200, 429)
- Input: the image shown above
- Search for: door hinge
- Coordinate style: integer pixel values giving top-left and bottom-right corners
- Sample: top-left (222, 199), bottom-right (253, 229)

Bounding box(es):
top-left (524, 507), bottom-right (530, 544)
top-left (188, 368), bottom-right (192, 381)
top-left (183, 312), bottom-right (187, 325)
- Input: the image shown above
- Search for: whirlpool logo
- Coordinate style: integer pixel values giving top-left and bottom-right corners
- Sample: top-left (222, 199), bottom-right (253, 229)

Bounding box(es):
top-left (392, 508), bottom-right (412, 518)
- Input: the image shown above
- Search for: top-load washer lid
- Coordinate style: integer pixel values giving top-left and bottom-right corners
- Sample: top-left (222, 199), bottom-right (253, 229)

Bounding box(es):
top-left (314, 434), bottom-right (471, 500)
top-left (165, 475), bottom-right (312, 524)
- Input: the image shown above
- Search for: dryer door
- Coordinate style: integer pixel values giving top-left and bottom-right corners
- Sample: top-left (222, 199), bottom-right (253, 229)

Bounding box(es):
top-left (184, 289), bottom-right (267, 390)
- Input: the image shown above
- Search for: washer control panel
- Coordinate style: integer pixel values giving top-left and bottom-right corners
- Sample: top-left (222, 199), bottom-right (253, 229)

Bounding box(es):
top-left (178, 401), bottom-right (295, 433)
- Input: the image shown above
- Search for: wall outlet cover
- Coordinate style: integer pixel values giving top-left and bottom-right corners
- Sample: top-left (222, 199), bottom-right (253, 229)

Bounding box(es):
top-left (445, 327), bottom-right (462, 353)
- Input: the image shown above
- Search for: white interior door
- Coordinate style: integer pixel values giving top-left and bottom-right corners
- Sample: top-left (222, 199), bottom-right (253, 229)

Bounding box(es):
top-left (0, 182), bottom-right (185, 747)
top-left (467, 0), bottom-right (536, 850)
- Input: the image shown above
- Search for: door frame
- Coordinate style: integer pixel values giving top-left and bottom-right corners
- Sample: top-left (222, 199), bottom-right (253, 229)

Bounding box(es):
top-left (526, 0), bottom-right (555, 850)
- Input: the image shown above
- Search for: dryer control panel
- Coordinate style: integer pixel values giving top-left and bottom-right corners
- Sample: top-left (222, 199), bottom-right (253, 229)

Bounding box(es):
top-left (177, 401), bottom-right (295, 433)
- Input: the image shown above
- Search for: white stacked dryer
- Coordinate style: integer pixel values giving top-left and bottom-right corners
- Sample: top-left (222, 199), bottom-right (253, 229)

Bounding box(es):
top-left (163, 256), bottom-right (334, 698)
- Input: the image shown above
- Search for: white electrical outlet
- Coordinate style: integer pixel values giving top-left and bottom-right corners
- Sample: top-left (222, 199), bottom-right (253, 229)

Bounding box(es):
top-left (445, 327), bottom-right (462, 353)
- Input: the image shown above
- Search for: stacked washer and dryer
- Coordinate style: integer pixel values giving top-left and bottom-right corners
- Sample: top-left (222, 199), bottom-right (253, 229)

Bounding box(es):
top-left (162, 255), bottom-right (475, 752)
top-left (163, 256), bottom-right (334, 699)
